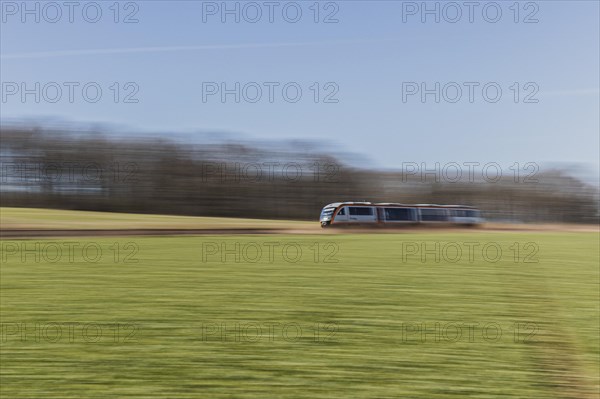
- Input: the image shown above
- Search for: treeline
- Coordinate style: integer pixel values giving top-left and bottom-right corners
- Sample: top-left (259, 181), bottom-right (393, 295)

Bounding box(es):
top-left (1, 125), bottom-right (598, 223)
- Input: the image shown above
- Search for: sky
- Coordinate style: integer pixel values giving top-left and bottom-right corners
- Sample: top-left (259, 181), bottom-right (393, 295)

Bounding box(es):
top-left (1, 0), bottom-right (599, 175)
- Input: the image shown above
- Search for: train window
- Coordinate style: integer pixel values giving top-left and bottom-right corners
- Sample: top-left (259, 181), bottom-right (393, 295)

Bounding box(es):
top-left (349, 207), bottom-right (373, 216)
top-left (385, 208), bottom-right (415, 221)
top-left (420, 209), bottom-right (448, 221)
top-left (337, 207), bottom-right (345, 215)
top-left (453, 209), bottom-right (480, 218)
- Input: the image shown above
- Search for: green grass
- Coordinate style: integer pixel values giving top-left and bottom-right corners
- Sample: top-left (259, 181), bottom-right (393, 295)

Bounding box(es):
top-left (1, 232), bottom-right (598, 398)
top-left (0, 207), bottom-right (314, 230)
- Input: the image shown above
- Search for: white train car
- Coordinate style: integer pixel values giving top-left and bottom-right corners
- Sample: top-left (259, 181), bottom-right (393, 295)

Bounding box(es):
top-left (319, 202), bottom-right (483, 227)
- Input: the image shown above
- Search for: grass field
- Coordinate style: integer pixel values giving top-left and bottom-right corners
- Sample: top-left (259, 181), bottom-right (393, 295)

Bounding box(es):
top-left (1, 229), bottom-right (598, 398)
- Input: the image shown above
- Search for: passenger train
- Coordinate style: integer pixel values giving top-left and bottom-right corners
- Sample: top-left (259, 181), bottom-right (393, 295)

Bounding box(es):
top-left (319, 202), bottom-right (483, 227)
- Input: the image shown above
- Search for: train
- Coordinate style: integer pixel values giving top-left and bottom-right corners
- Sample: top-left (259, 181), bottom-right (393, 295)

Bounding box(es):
top-left (319, 202), bottom-right (483, 227)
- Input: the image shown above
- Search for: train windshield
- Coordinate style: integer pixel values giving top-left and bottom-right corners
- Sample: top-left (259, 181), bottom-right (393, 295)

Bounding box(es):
top-left (320, 208), bottom-right (335, 218)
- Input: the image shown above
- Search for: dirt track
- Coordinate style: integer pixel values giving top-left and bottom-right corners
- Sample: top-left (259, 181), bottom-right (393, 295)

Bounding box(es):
top-left (0, 228), bottom-right (283, 238)
top-left (1, 223), bottom-right (597, 238)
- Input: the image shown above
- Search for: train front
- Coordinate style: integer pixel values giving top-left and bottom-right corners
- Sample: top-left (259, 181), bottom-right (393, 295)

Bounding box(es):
top-left (319, 204), bottom-right (338, 227)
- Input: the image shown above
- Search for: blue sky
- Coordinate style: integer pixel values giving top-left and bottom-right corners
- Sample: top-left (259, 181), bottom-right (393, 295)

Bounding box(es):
top-left (1, 0), bottom-right (599, 174)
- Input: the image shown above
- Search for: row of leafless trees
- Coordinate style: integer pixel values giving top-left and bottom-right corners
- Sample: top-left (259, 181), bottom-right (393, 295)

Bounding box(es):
top-left (1, 125), bottom-right (598, 223)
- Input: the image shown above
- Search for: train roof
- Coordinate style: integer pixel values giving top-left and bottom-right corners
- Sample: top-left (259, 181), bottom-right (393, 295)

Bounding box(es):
top-left (323, 202), bottom-right (372, 208)
top-left (323, 202), bottom-right (478, 209)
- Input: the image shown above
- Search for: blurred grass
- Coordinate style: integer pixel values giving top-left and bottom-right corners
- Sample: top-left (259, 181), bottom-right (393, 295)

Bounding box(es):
top-left (0, 207), bottom-right (314, 230)
top-left (1, 232), bottom-right (598, 398)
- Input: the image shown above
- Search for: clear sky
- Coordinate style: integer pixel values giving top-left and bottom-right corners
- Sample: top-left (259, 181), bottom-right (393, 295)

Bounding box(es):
top-left (1, 0), bottom-right (599, 173)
